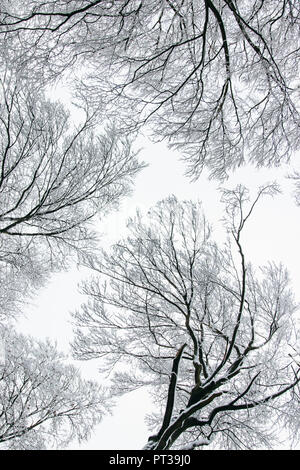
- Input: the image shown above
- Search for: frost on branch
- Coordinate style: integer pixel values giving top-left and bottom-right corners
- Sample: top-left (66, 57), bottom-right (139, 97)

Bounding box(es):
top-left (0, 326), bottom-right (107, 449)
top-left (72, 187), bottom-right (300, 449)
top-left (0, 1), bottom-right (299, 179)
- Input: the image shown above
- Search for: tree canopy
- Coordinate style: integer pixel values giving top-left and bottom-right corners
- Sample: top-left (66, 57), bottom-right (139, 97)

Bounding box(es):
top-left (0, 0), bottom-right (299, 451)
top-left (0, 59), bottom-right (142, 448)
top-left (0, 326), bottom-right (106, 450)
top-left (1, 0), bottom-right (299, 178)
top-left (0, 67), bottom-right (143, 320)
top-left (72, 187), bottom-right (300, 450)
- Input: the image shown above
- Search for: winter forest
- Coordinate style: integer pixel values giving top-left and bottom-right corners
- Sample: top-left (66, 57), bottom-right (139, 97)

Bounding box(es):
top-left (0, 0), bottom-right (300, 451)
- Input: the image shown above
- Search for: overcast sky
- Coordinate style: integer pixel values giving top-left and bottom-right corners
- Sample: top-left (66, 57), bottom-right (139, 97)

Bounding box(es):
top-left (15, 135), bottom-right (300, 450)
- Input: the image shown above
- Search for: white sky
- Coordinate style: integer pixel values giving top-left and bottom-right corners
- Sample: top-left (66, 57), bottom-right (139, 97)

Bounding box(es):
top-left (15, 136), bottom-right (300, 450)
